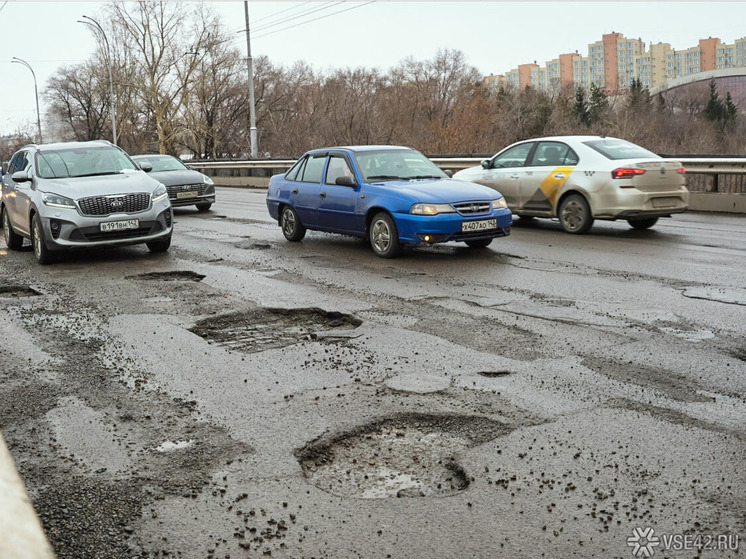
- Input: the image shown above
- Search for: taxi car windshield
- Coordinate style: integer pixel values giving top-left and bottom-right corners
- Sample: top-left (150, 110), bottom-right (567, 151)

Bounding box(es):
top-left (583, 139), bottom-right (658, 160)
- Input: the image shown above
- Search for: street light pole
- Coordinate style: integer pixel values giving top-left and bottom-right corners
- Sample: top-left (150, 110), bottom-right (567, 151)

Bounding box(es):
top-left (244, 1), bottom-right (258, 159)
top-left (80, 15), bottom-right (117, 146)
top-left (11, 57), bottom-right (42, 144)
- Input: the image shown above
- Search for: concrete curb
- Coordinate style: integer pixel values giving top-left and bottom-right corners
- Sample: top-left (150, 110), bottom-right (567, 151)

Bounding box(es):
top-left (0, 433), bottom-right (56, 559)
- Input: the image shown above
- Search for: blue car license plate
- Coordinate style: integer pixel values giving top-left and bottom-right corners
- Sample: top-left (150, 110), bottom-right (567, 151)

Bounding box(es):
top-left (461, 219), bottom-right (496, 232)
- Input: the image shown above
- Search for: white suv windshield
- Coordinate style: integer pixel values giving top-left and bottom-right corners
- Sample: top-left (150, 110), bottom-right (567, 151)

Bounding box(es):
top-left (36, 146), bottom-right (139, 179)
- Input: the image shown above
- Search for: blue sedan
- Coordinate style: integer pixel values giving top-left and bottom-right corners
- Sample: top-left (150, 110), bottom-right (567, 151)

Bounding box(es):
top-left (266, 146), bottom-right (512, 257)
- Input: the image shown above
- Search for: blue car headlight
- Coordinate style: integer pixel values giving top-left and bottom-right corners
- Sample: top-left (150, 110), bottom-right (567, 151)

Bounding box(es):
top-left (152, 183), bottom-right (168, 202)
top-left (492, 198), bottom-right (508, 210)
top-left (410, 203), bottom-right (455, 215)
top-left (42, 193), bottom-right (76, 209)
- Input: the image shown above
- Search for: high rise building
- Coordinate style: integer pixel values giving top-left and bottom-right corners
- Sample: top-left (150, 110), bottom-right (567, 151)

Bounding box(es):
top-left (484, 33), bottom-right (746, 93)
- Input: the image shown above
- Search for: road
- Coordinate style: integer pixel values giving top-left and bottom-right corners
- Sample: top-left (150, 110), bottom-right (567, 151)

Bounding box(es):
top-left (1, 187), bottom-right (744, 558)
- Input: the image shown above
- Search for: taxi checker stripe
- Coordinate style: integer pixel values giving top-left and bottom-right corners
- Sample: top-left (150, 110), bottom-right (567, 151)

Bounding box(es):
top-left (539, 166), bottom-right (574, 206)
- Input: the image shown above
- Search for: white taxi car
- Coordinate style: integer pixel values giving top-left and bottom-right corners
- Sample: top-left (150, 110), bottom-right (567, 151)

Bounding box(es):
top-left (453, 136), bottom-right (689, 234)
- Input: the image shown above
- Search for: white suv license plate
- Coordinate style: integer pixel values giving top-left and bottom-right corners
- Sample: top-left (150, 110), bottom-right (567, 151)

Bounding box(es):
top-left (176, 191), bottom-right (198, 199)
top-left (100, 219), bottom-right (139, 232)
top-left (462, 219), bottom-right (497, 232)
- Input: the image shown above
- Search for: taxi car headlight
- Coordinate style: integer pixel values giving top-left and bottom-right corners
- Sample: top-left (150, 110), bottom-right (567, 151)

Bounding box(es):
top-left (410, 203), bottom-right (455, 215)
top-left (152, 184), bottom-right (168, 202)
top-left (42, 193), bottom-right (76, 209)
top-left (492, 198), bottom-right (508, 210)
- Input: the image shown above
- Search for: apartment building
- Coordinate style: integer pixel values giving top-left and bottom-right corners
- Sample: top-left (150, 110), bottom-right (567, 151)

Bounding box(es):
top-left (485, 33), bottom-right (746, 93)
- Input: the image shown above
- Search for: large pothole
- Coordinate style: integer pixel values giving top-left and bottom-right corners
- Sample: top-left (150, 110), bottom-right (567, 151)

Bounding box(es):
top-left (0, 285), bottom-right (41, 297)
top-left (189, 308), bottom-right (362, 353)
top-left (295, 413), bottom-right (510, 499)
top-left (128, 271), bottom-right (206, 282)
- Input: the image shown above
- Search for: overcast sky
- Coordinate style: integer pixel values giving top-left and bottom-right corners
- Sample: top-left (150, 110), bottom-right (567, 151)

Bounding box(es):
top-left (2, 1), bottom-right (745, 136)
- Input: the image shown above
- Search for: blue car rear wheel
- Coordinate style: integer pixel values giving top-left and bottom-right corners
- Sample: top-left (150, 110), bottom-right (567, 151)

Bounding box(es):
top-left (281, 206), bottom-right (306, 242)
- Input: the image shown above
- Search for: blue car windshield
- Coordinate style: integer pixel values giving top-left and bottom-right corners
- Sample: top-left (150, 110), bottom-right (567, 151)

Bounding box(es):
top-left (36, 147), bottom-right (139, 179)
top-left (355, 150), bottom-right (447, 182)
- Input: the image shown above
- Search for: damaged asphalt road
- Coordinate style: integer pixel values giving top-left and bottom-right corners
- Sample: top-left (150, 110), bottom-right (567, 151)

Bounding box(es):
top-left (1, 188), bottom-right (745, 558)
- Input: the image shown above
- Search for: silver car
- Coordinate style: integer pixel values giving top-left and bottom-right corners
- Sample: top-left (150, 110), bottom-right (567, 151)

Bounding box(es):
top-left (1, 140), bottom-right (173, 264)
top-left (454, 136), bottom-right (689, 234)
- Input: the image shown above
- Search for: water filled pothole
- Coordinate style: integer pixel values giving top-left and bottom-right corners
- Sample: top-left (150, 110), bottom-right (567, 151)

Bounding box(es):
top-left (189, 308), bottom-right (362, 353)
top-left (295, 413), bottom-right (510, 499)
top-left (0, 285), bottom-right (41, 297)
top-left (478, 371), bottom-right (512, 378)
top-left (128, 271), bottom-right (206, 282)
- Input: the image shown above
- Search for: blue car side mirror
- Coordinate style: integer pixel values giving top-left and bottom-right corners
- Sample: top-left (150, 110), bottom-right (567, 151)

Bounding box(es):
top-left (335, 176), bottom-right (357, 187)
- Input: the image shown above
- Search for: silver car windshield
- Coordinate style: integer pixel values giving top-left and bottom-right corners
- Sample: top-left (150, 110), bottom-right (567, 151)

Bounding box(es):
top-left (355, 150), bottom-right (447, 182)
top-left (36, 147), bottom-right (139, 179)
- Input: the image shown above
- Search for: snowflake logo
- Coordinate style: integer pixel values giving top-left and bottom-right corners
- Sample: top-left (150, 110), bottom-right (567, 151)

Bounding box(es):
top-left (627, 527), bottom-right (660, 557)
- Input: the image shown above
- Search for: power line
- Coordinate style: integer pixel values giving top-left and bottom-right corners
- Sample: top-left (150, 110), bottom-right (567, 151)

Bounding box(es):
top-left (253, 1), bottom-right (375, 40)
top-left (251, 1), bottom-right (314, 25)
top-left (236, 2), bottom-right (342, 35)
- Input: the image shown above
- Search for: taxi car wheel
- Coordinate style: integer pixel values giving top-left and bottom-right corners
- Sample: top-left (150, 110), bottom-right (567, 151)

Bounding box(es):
top-left (3, 208), bottom-right (24, 250)
top-left (196, 203), bottom-right (212, 212)
top-left (627, 217), bottom-right (659, 230)
top-left (369, 212), bottom-right (401, 258)
top-left (465, 239), bottom-right (493, 249)
top-left (280, 206), bottom-right (306, 242)
top-left (31, 214), bottom-right (57, 265)
top-left (558, 194), bottom-right (593, 234)
top-left (147, 235), bottom-right (171, 253)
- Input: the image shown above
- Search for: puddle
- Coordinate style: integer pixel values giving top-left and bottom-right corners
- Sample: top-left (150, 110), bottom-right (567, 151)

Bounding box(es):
top-left (189, 308), bottom-right (362, 353)
top-left (477, 371), bottom-right (512, 378)
top-left (295, 414), bottom-right (509, 499)
top-left (0, 285), bottom-right (41, 297)
top-left (155, 440), bottom-right (195, 452)
top-left (128, 271), bottom-right (206, 282)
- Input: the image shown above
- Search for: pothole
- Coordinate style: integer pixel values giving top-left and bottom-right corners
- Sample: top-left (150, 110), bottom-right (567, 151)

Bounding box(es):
top-left (295, 413), bottom-right (510, 499)
top-left (189, 308), bottom-right (362, 353)
top-left (128, 271), bottom-right (206, 282)
top-left (478, 371), bottom-right (512, 378)
top-left (0, 285), bottom-right (41, 297)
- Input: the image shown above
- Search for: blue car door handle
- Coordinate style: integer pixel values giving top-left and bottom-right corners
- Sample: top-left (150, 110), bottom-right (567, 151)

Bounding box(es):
top-left (292, 188), bottom-right (298, 194)
top-left (319, 192), bottom-right (326, 198)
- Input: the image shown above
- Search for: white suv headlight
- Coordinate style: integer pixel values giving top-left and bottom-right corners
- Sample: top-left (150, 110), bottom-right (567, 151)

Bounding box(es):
top-left (152, 184), bottom-right (168, 202)
top-left (42, 193), bottom-right (76, 209)
top-left (492, 198), bottom-right (508, 210)
top-left (410, 203), bottom-right (455, 215)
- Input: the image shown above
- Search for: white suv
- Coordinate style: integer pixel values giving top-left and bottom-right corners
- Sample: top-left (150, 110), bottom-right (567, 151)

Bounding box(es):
top-left (1, 140), bottom-right (173, 264)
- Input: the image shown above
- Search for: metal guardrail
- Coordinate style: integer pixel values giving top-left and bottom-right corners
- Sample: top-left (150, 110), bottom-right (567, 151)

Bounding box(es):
top-left (188, 157), bottom-right (746, 194)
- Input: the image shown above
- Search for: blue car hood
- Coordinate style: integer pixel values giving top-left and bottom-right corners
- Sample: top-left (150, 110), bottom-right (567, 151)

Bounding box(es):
top-left (375, 178), bottom-right (500, 203)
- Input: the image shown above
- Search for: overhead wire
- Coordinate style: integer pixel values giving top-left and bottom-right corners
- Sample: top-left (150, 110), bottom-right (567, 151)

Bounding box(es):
top-left (252, 1), bottom-right (375, 40)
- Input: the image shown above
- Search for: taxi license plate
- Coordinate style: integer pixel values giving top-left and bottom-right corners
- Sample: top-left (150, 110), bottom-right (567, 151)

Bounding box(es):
top-left (176, 191), bottom-right (198, 199)
top-left (461, 219), bottom-right (496, 232)
top-left (100, 219), bottom-right (139, 232)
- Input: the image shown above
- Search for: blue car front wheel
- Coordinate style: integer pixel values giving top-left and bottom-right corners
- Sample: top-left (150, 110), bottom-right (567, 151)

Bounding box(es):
top-left (369, 212), bottom-right (401, 258)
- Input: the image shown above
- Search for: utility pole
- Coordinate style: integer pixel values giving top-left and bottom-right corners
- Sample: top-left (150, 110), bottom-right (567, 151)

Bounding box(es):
top-left (244, 1), bottom-right (258, 159)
